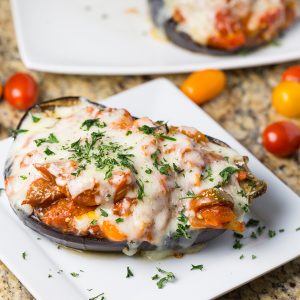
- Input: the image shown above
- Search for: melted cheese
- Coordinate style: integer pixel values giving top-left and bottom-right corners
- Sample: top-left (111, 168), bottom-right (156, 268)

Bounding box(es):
top-left (6, 100), bottom-right (250, 247)
top-left (162, 0), bottom-right (298, 45)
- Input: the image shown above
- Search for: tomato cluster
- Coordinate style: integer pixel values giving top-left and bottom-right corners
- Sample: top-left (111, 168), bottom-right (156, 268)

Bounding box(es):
top-left (0, 72), bottom-right (38, 110)
top-left (264, 65), bottom-right (300, 157)
top-left (181, 66), bottom-right (300, 158)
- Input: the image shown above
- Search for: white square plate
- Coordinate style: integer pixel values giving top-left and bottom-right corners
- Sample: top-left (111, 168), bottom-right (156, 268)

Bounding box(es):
top-left (0, 79), bottom-right (300, 300)
top-left (11, 0), bottom-right (300, 75)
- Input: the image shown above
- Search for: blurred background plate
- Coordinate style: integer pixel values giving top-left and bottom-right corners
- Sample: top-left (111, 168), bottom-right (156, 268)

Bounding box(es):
top-left (11, 0), bottom-right (300, 75)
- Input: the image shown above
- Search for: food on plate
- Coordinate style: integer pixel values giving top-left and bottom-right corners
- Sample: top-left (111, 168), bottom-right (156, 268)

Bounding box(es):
top-left (181, 69), bottom-right (226, 104)
top-left (272, 81), bottom-right (300, 118)
top-left (282, 65), bottom-right (300, 83)
top-left (148, 0), bottom-right (299, 53)
top-left (4, 72), bottom-right (38, 110)
top-left (262, 121), bottom-right (300, 157)
top-left (0, 81), bottom-right (2, 99)
top-left (5, 97), bottom-right (266, 253)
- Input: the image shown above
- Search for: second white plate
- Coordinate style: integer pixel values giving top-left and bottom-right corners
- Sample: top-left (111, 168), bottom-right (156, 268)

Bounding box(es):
top-left (11, 0), bottom-right (300, 75)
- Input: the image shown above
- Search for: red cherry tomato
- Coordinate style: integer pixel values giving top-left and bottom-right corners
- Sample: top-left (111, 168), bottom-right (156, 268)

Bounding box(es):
top-left (282, 65), bottom-right (300, 83)
top-left (4, 73), bottom-right (38, 110)
top-left (262, 121), bottom-right (300, 157)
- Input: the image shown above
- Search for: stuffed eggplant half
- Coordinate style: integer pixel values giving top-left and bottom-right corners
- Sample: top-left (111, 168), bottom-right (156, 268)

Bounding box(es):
top-left (149, 0), bottom-right (299, 54)
top-left (5, 97), bottom-right (266, 254)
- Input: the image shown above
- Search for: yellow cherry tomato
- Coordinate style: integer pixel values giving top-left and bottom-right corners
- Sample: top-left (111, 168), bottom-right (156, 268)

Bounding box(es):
top-left (101, 220), bottom-right (127, 242)
top-left (181, 69), bottom-right (226, 104)
top-left (272, 82), bottom-right (300, 118)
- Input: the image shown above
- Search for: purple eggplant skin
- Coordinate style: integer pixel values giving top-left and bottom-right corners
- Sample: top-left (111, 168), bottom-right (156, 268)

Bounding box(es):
top-left (5, 97), bottom-right (266, 253)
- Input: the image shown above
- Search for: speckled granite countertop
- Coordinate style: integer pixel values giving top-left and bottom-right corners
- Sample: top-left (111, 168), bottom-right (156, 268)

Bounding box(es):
top-left (0, 0), bottom-right (299, 299)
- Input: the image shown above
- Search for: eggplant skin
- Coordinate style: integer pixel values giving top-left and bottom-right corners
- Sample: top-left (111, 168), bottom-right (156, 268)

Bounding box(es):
top-left (148, 0), bottom-right (296, 55)
top-left (5, 97), bottom-right (266, 253)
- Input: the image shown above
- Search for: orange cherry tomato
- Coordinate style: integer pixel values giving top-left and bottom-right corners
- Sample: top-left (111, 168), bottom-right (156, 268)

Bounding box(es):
top-left (4, 72), bottom-right (38, 110)
top-left (101, 220), bottom-right (127, 242)
top-left (181, 69), bottom-right (226, 104)
top-left (272, 81), bottom-right (300, 118)
top-left (0, 81), bottom-right (2, 99)
top-left (262, 121), bottom-right (300, 157)
top-left (282, 65), bottom-right (300, 83)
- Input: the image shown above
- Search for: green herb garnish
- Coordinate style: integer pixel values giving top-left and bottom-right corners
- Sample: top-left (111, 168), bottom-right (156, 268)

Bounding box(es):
top-left (70, 272), bottom-right (79, 278)
top-left (22, 252), bottom-right (27, 260)
top-left (219, 167), bottom-right (238, 185)
top-left (126, 266), bottom-right (134, 278)
top-left (152, 268), bottom-right (175, 289)
top-left (20, 175), bottom-right (27, 180)
top-left (173, 208), bottom-right (191, 240)
top-left (268, 230), bottom-right (276, 238)
top-left (190, 264), bottom-right (204, 271)
top-left (89, 293), bottom-right (105, 300)
top-left (81, 119), bottom-right (106, 131)
top-left (246, 219), bottom-right (260, 227)
top-left (136, 179), bottom-right (145, 200)
top-left (100, 208), bottom-right (108, 217)
top-left (116, 217), bottom-right (124, 223)
top-left (90, 219), bottom-right (97, 225)
top-left (233, 239), bottom-right (243, 249)
top-left (31, 114), bottom-right (41, 123)
top-left (44, 147), bottom-right (55, 156)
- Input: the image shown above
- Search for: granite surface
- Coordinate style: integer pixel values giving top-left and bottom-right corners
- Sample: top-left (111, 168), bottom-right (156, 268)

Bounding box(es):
top-left (0, 0), bottom-right (299, 299)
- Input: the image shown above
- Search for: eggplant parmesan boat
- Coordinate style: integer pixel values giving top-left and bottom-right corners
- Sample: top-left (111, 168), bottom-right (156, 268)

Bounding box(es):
top-left (4, 97), bottom-right (266, 254)
top-left (149, 0), bottom-right (299, 54)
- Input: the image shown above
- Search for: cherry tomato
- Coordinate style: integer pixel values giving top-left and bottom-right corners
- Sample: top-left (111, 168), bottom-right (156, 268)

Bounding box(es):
top-left (0, 81), bottom-right (2, 99)
top-left (272, 81), bottom-right (300, 118)
top-left (262, 121), bottom-right (300, 157)
top-left (181, 69), bottom-right (226, 104)
top-left (4, 73), bottom-right (38, 110)
top-left (282, 65), bottom-right (300, 83)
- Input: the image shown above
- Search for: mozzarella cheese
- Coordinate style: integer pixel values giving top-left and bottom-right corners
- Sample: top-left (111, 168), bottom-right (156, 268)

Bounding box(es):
top-left (6, 100), bottom-right (250, 248)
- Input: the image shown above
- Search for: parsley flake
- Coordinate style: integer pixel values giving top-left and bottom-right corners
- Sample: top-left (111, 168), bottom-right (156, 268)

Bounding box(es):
top-left (190, 264), bottom-right (204, 271)
top-left (70, 272), bottom-right (79, 278)
top-left (22, 252), bottom-right (27, 260)
top-left (233, 239), bottom-right (243, 249)
top-left (44, 147), bottom-right (55, 156)
top-left (152, 268), bottom-right (175, 289)
top-left (268, 230), bottom-right (276, 238)
top-left (116, 217), bottom-right (124, 223)
top-left (173, 208), bottom-right (191, 240)
top-left (100, 208), bottom-right (108, 217)
top-left (126, 266), bottom-right (134, 278)
top-left (31, 114), bottom-right (41, 123)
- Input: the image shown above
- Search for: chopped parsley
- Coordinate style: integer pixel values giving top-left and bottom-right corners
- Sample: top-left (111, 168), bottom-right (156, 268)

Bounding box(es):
top-left (0, 188), bottom-right (4, 196)
top-left (218, 167), bottom-right (238, 185)
top-left (179, 190), bottom-right (196, 200)
top-left (296, 227), bottom-right (300, 231)
top-left (116, 217), bottom-right (124, 223)
top-left (173, 208), bottom-right (191, 240)
top-left (257, 226), bottom-right (266, 236)
top-left (126, 266), bottom-right (134, 278)
top-left (70, 272), bottom-right (79, 278)
top-left (152, 268), bottom-right (175, 289)
top-left (237, 190), bottom-right (246, 197)
top-left (279, 229), bottom-right (285, 233)
top-left (239, 254), bottom-right (245, 260)
top-left (90, 219), bottom-right (98, 225)
top-left (250, 232), bottom-right (257, 239)
top-left (268, 230), bottom-right (276, 238)
top-left (173, 163), bottom-right (184, 174)
top-left (190, 264), bottom-right (204, 271)
top-left (239, 203), bottom-right (249, 213)
top-left (81, 119), bottom-right (106, 131)
top-left (252, 255), bottom-right (257, 260)
top-left (44, 147), bottom-right (55, 156)
top-left (136, 179), bottom-right (145, 200)
top-left (159, 163), bottom-right (171, 175)
top-left (223, 156), bottom-right (229, 162)
top-left (202, 166), bottom-right (212, 181)
top-left (126, 130), bottom-right (132, 136)
top-left (48, 274), bottom-right (52, 278)
top-left (10, 129), bottom-right (29, 136)
top-left (233, 233), bottom-right (243, 239)
top-left (233, 239), bottom-right (243, 249)
top-left (20, 175), bottom-right (27, 180)
top-left (22, 252), bottom-right (27, 260)
top-left (35, 133), bottom-right (59, 146)
top-left (145, 168), bottom-right (152, 174)
top-left (89, 293), bottom-right (105, 300)
top-left (31, 114), bottom-right (41, 123)
top-left (246, 219), bottom-right (260, 227)
top-left (138, 125), bottom-right (176, 141)
top-left (100, 208), bottom-right (108, 217)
